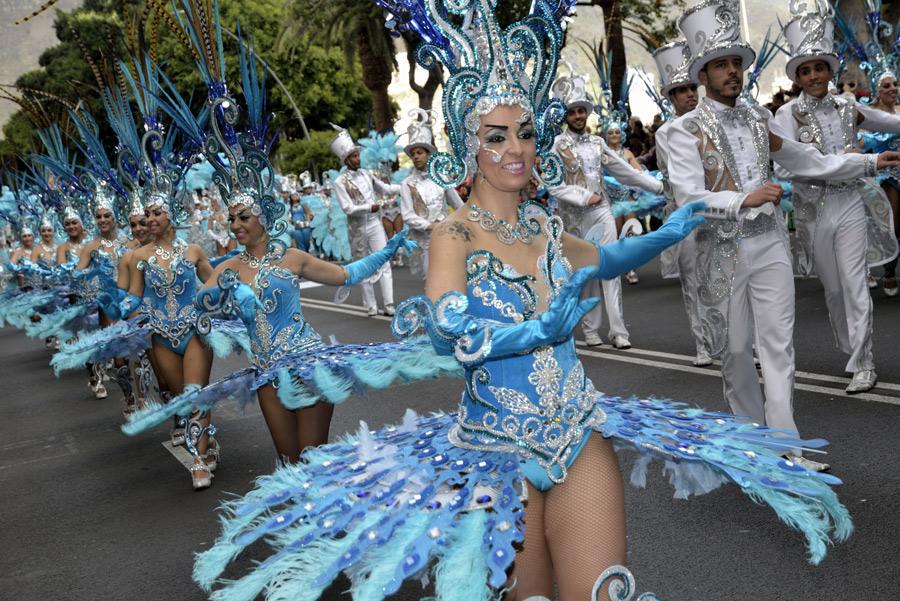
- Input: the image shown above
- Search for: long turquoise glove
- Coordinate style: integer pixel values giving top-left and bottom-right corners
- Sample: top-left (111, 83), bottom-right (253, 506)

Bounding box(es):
top-left (98, 287), bottom-right (128, 320)
top-left (410, 266), bottom-right (598, 367)
top-left (596, 200), bottom-right (706, 279)
top-left (344, 225), bottom-right (418, 285)
top-left (208, 249), bottom-right (240, 269)
top-left (118, 293), bottom-right (142, 318)
top-left (195, 270), bottom-right (264, 327)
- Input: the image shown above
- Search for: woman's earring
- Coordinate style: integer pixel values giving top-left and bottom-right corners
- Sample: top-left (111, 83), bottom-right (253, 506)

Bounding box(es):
top-left (476, 168), bottom-right (487, 184)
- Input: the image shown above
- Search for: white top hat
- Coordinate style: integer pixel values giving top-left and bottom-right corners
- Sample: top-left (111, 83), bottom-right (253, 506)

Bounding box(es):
top-left (404, 109), bottom-right (437, 156)
top-left (299, 171), bottom-right (314, 189)
top-left (679, 0), bottom-right (756, 81)
top-left (551, 72), bottom-right (595, 113)
top-left (329, 123), bottom-right (361, 163)
top-left (653, 41), bottom-right (696, 96)
top-left (783, 1), bottom-right (840, 82)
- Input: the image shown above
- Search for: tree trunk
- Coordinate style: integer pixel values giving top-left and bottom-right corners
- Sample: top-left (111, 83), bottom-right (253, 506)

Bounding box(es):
top-left (598, 0), bottom-right (627, 106)
top-left (357, 27), bottom-right (395, 130)
top-left (370, 87), bottom-right (394, 132)
top-left (403, 32), bottom-right (443, 110)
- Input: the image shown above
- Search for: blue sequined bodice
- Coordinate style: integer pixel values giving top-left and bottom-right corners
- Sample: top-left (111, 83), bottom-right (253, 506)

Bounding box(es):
top-left (244, 243), bottom-right (322, 370)
top-left (76, 237), bottom-right (127, 301)
top-left (138, 240), bottom-right (200, 346)
top-left (451, 215), bottom-right (602, 484)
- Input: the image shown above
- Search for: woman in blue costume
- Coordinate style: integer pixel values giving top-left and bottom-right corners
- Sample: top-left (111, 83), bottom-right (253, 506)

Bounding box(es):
top-left (123, 34), bottom-right (457, 466)
top-left (862, 72), bottom-right (900, 295)
top-left (123, 182), bottom-right (220, 489)
top-left (192, 2), bottom-right (852, 600)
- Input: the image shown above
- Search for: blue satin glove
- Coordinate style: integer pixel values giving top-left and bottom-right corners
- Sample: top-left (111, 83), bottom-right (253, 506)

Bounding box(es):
top-left (98, 287), bottom-right (128, 320)
top-left (195, 272), bottom-right (263, 327)
top-left (596, 200), bottom-right (706, 279)
top-left (344, 225), bottom-right (418, 285)
top-left (431, 266), bottom-right (599, 366)
top-left (119, 293), bottom-right (142, 317)
top-left (208, 249), bottom-right (241, 269)
top-left (232, 283), bottom-right (263, 326)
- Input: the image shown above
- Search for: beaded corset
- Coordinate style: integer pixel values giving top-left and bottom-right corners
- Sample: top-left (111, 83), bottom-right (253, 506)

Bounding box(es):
top-left (76, 237), bottom-right (128, 302)
top-left (450, 215), bottom-right (606, 484)
top-left (138, 239), bottom-right (199, 347)
top-left (238, 243), bottom-right (322, 370)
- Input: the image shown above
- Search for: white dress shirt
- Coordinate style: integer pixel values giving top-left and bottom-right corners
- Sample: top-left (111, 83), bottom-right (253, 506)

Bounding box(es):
top-left (335, 169), bottom-right (401, 222)
top-left (667, 97), bottom-right (878, 219)
top-left (399, 169), bottom-right (463, 232)
top-left (550, 129), bottom-right (663, 208)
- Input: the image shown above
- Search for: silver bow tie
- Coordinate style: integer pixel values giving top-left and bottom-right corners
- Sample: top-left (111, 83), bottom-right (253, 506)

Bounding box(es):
top-left (717, 105), bottom-right (752, 125)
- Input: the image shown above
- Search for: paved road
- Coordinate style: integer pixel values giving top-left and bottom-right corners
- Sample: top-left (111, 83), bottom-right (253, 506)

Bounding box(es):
top-left (1, 259), bottom-right (898, 601)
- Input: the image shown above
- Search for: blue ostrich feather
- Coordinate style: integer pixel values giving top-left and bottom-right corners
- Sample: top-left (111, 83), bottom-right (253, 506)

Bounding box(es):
top-left (204, 318), bottom-right (252, 357)
top-left (24, 303), bottom-right (92, 341)
top-left (51, 320), bottom-right (151, 374)
top-left (359, 131), bottom-right (404, 170)
top-left (122, 368), bottom-right (256, 436)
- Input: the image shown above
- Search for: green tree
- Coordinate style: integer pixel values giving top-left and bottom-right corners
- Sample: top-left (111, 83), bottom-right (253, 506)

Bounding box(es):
top-left (1, 0), bottom-right (373, 165)
top-left (280, 0), bottom-right (397, 131)
top-left (593, 0), bottom-right (687, 105)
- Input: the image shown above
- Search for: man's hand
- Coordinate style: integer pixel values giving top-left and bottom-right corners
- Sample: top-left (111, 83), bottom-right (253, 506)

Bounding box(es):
top-left (876, 151), bottom-right (900, 169)
top-left (742, 182), bottom-right (783, 208)
top-left (588, 193), bottom-right (603, 206)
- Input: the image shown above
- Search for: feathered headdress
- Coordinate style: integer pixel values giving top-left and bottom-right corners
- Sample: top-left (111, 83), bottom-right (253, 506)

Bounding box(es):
top-left (167, 0), bottom-right (284, 235)
top-left (378, 0), bottom-right (577, 188)
top-left (834, 0), bottom-right (900, 93)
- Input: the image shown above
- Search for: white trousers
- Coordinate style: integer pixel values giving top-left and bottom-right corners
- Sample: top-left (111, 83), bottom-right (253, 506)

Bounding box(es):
top-left (580, 203), bottom-right (628, 339)
top-left (359, 217), bottom-right (394, 309)
top-left (676, 231), bottom-right (705, 355)
top-left (722, 230), bottom-right (799, 442)
top-left (812, 193), bottom-right (874, 373)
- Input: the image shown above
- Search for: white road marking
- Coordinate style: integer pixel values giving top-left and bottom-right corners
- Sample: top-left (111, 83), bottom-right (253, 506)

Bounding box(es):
top-left (299, 281), bottom-right (322, 289)
top-left (300, 296), bottom-right (900, 406)
top-left (161, 441), bottom-right (195, 472)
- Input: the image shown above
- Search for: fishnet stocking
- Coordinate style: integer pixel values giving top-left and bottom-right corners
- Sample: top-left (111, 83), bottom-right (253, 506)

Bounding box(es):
top-left (508, 434), bottom-right (626, 601)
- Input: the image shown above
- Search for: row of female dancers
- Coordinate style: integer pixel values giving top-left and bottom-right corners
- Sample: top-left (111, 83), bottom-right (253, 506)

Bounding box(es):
top-left (0, 0), bottom-right (864, 598)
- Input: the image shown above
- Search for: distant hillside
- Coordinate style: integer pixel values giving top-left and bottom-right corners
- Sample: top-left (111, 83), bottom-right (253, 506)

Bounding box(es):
top-left (0, 0), bottom-right (83, 138)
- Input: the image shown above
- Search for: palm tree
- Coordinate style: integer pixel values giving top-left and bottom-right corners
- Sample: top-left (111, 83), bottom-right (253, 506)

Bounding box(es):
top-left (280, 0), bottom-right (397, 131)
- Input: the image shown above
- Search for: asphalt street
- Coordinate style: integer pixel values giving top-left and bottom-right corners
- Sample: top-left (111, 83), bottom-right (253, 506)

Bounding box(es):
top-left (1, 258), bottom-right (898, 601)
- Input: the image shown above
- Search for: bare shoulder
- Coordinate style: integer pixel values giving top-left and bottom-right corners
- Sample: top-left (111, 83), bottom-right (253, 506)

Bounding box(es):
top-left (280, 247), bottom-right (306, 268)
top-left (131, 244), bottom-right (152, 261)
top-left (432, 216), bottom-right (474, 243)
top-left (185, 243), bottom-right (207, 261)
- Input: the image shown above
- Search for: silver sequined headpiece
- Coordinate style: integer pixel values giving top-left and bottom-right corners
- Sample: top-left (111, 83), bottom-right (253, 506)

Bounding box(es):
top-left (783, 0), bottom-right (840, 82)
top-left (379, 0), bottom-right (576, 188)
top-left (680, 0), bottom-right (757, 81)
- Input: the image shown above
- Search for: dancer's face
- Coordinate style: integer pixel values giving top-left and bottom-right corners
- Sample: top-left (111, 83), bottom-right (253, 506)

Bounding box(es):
top-left (145, 206), bottom-right (170, 235)
top-left (345, 150), bottom-right (361, 171)
top-left (20, 232), bottom-right (33, 247)
top-left (129, 216), bottom-right (149, 244)
top-left (39, 226), bottom-right (54, 243)
top-left (796, 60), bottom-right (832, 99)
top-left (606, 128), bottom-right (622, 148)
top-left (475, 104), bottom-right (537, 194)
top-left (410, 146), bottom-right (431, 171)
top-left (700, 55), bottom-right (744, 101)
top-left (669, 83), bottom-right (699, 115)
top-left (95, 208), bottom-right (116, 234)
top-left (64, 218), bottom-right (83, 239)
top-left (228, 204), bottom-right (264, 247)
top-left (877, 76), bottom-right (898, 106)
top-left (565, 105), bottom-right (589, 134)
